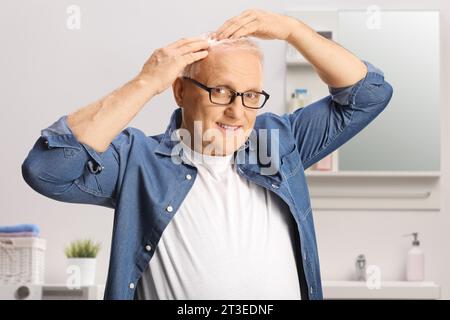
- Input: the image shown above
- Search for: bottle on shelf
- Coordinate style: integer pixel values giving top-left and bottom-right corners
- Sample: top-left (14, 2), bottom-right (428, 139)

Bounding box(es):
top-left (404, 232), bottom-right (425, 281)
top-left (288, 88), bottom-right (310, 113)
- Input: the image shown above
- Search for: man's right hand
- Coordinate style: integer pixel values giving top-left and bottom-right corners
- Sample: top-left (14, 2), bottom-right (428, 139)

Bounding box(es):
top-left (66, 36), bottom-right (210, 153)
top-left (138, 37), bottom-right (210, 95)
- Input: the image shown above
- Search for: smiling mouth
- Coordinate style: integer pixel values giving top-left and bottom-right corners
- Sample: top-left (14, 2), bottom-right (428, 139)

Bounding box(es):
top-left (216, 122), bottom-right (242, 131)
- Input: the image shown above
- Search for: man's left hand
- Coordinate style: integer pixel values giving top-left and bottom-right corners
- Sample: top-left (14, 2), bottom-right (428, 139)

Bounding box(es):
top-left (213, 9), bottom-right (298, 41)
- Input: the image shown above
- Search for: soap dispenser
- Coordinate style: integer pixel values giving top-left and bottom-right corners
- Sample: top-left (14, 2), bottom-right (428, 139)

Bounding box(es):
top-left (355, 254), bottom-right (367, 281)
top-left (404, 232), bottom-right (424, 281)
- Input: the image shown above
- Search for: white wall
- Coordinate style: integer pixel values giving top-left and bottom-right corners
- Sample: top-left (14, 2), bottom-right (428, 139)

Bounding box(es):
top-left (2, 0), bottom-right (449, 298)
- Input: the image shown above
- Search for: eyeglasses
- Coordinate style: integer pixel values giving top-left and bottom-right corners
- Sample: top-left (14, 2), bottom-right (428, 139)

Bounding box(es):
top-left (182, 76), bottom-right (270, 109)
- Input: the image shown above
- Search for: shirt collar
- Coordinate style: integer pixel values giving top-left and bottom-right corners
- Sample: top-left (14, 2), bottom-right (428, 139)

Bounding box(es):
top-left (154, 107), bottom-right (283, 181)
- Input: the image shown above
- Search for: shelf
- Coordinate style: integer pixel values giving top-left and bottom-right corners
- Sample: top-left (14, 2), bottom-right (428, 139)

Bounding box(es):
top-left (0, 284), bottom-right (105, 300)
top-left (286, 60), bottom-right (312, 67)
top-left (305, 170), bottom-right (441, 178)
top-left (322, 281), bottom-right (441, 299)
top-left (304, 171), bottom-right (441, 211)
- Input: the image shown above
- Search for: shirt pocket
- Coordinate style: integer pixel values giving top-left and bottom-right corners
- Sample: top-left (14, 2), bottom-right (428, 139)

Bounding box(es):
top-left (280, 148), bottom-right (302, 179)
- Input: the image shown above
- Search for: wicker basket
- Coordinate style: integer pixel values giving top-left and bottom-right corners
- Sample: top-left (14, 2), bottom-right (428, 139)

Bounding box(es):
top-left (0, 237), bottom-right (46, 284)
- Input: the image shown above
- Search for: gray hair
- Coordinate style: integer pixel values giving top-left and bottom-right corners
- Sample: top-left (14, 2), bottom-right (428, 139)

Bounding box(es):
top-left (181, 33), bottom-right (264, 79)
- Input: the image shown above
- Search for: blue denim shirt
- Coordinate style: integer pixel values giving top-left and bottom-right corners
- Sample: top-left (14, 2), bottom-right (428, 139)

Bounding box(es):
top-left (21, 61), bottom-right (392, 300)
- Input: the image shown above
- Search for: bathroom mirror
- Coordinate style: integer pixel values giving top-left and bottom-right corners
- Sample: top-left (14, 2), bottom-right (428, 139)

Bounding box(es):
top-left (336, 10), bottom-right (440, 171)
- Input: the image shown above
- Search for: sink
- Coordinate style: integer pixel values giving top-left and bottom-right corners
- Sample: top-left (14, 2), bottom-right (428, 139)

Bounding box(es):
top-left (322, 281), bottom-right (440, 299)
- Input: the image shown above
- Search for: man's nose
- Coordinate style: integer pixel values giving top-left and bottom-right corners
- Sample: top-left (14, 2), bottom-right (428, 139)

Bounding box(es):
top-left (225, 95), bottom-right (246, 119)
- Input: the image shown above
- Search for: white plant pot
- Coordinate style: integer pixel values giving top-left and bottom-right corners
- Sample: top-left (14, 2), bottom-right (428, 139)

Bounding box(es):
top-left (67, 258), bottom-right (97, 286)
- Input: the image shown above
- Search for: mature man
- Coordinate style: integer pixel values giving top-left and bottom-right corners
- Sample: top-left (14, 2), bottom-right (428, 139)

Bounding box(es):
top-left (22, 10), bottom-right (393, 300)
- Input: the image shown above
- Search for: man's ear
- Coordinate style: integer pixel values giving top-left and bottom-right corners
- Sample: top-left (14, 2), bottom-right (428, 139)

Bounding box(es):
top-left (172, 77), bottom-right (184, 108)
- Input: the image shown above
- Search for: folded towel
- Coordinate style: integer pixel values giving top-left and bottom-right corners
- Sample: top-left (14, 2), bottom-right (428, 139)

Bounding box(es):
top-left (0, 224), bottom-right (40, 235)
top-left (0, 231), bottom-right (39, 238)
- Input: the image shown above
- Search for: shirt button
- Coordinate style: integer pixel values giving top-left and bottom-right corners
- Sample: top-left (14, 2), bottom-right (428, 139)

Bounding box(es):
top-left (166, 205), bottom-right (173, 213)
top-left (145, 245), bottom-right (152, 252)
top-left (185, 174), bottom-right (192, 180)
top-left (271, 183), bottom-right (279, 189)
top-left (310, 286), bottom-right (313, 294)
top-left (129, 283), bottom-right (135, 289)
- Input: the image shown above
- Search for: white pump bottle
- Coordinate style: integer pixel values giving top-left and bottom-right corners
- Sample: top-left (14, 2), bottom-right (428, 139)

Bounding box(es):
top-left (405, 232), bottom-right (424, 281)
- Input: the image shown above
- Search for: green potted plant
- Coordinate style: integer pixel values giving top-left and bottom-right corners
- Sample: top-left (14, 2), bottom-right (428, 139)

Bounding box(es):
top-left (65, 239), bottom-right (101, 286)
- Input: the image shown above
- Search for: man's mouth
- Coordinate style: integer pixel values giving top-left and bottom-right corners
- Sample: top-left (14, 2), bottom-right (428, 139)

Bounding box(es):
top-left (216, 122), bottom-right (242, 132)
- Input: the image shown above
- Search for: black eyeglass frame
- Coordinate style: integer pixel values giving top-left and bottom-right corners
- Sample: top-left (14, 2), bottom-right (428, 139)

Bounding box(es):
top-left (182, 76), bottom-right (270, 109)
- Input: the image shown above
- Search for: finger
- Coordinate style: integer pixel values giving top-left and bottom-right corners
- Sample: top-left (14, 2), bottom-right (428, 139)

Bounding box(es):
top-left (218, 15), bottom-right (257, 40)
top-left (214, 17), bottom-right (237, 37)
top-left (173, 37), bottom-right (209, 50)
top-left (182, 50), bottom-right (209, 65)
top-left (177, 40), bottom-right (210, 55)
top-left (215, 11), bottom-right (252, 38)
top-left (166, 36), bottom-right (205, 50)
top-left (230, 20), bottom-right (259, 39)
top-left (215, 15), bottom-right (247, 39)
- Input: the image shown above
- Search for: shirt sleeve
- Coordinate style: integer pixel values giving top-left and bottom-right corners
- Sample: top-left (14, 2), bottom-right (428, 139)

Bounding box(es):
top-left (282, 60), bottom-right (393, 170)
top-left (22, 115), bottom-right (134, 209)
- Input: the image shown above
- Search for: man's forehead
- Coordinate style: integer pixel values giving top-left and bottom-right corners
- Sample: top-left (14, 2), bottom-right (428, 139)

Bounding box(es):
top-left (209, 76), bottom-right (262, 91)
top-left (200, 56), bottom-right (263, 90)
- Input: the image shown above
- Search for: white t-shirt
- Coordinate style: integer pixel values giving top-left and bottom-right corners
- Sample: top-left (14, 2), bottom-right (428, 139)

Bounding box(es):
top-left (135, 139), bottom-right (302, 300)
